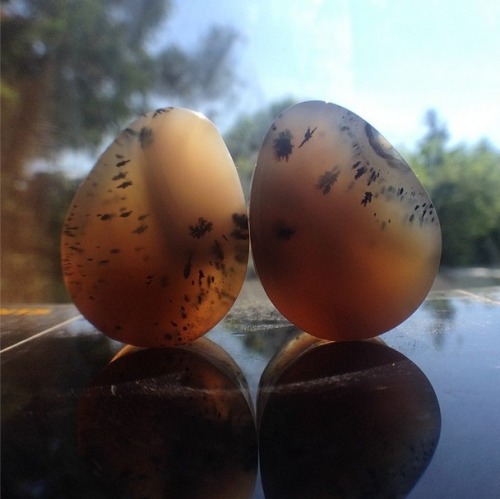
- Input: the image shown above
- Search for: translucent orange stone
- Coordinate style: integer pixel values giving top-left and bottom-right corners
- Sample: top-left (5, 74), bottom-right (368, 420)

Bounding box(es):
top-left (61, 107), bottom-right (248, 346)
top-left (250, 101), bottom-right (441, 340)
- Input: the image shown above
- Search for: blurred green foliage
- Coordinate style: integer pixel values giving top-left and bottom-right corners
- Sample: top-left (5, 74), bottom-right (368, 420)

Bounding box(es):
top-left (409, 111), bottom-right (500, 266)
top-left (1, 0), bottom-right (239, 154)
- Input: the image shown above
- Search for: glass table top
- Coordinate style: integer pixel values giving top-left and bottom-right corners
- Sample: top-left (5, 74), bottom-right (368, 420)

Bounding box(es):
top-left (2, 278), bottom-right (500, 498)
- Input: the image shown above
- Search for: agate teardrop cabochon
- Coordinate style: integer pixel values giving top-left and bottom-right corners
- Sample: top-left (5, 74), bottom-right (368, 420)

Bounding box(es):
top-left (250, 101), bottom-right (441, 341)
top-left (61, 107), bottom-right (249, 347)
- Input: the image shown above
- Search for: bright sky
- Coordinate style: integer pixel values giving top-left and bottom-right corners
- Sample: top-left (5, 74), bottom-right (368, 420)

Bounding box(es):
top-left (165, 0), bottom-right (500, 150)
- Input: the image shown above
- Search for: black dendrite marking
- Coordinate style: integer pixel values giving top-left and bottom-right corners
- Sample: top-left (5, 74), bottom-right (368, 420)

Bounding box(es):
top-left (98, 213), bottom-right (114, 221)
top-left (298, 126), bottom-right (317, 148)
top-left (275, 220), bottom-right (296, 240)
top-left (119, 210), bottom-right (133, 218)
top-left (198, 269), bottom-right (205, 287)
top-left (116, 159), bottom-right (130, 167)
top-left (117, 181), bottom-right (133, 189)
top-left (367, 169), bottom-right (379, 186)
top-left (139, 127), bottom-right (154, 148)
top-left (112, 171), bottom-right (128, 181)
top-left (211, 240), bottom-right (224, 261)
top-left (188, 217), bottom-right (214, 239)
top-left (125, 128), bottom-right (138, 137)
top-left (63, 226), bottom-right (78, 237)
top-left (153, 107), bottom-right (172, 117)
top-left (132, 224), bottom-right (148, 234)
top-left (354, 166), bottom-right (367, 180)
top-left (196, 288), bottom-right (209, 305)
top-left (180, 306), bottom-right (188, 319)
top-left (273, 129), bottom-right (294, 161)
top-left (183, 254), bottom-right (193, 279)
top-left (361, 191), bottom-right (373, 206)
top-left (317, 167), bottom-right (340, 195)
top-left (230, 213), bottom-right (249, 240)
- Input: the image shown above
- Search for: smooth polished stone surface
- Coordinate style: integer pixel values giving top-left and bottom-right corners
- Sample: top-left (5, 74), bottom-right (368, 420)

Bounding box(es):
top-left (1, 280), bottom-right (500, 498)
top-left (61, 107), bottom-right (248, 348)
top-left (250, 101), bottom-right (441, 341)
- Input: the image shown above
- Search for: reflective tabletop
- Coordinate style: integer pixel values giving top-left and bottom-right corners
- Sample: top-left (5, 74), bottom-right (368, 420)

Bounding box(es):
top-left (2, 278), bottom-right (500, 498)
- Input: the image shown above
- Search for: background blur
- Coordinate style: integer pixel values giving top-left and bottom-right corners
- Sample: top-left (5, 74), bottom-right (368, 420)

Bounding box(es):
top-left (2, 0), bottom-right (500, 303)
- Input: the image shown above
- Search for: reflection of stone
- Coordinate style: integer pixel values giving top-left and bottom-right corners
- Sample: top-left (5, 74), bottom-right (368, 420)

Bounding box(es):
top-left (258, 333), bottom-right (441, 498)
top-left (76, 337), bottom-right (257, 498)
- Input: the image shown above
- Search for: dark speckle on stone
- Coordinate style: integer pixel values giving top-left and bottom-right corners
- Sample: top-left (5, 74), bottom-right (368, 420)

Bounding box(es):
top-left (139, 127), bottom-right (154, 148)
top-left (317, 167), bottom-right (340, 195)
top-left (275, 220), bottom-right (296, 240)
top-left (183, 254), bottom-right (193, 279)
top-left (273, 129), bottom-right (294, 161)
top-left (361, 192), bottom-right (373, 206)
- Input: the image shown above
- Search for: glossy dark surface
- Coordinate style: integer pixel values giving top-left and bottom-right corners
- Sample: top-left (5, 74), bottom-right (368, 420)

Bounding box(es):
top-left (2, 279), bottom-right (500, 498)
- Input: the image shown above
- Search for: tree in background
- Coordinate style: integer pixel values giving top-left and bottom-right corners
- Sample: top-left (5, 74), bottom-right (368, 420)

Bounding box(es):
top-left (1, 0), bottom-right (240, 302)
top-left (1, 0), bottom-right (240, 157)
top-left (410, 111), bottom-right (500, 267)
